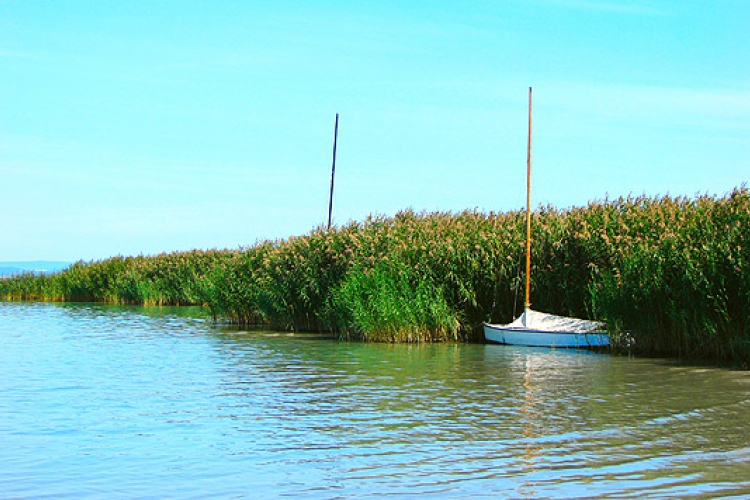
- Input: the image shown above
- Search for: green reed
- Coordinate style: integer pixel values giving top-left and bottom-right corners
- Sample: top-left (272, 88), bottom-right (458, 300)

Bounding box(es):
top-left (2, 187), bottom-right (748, 364)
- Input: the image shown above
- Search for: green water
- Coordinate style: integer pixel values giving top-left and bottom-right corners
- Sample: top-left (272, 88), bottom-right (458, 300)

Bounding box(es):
top-left (1, 302), bottom-right (748, 498)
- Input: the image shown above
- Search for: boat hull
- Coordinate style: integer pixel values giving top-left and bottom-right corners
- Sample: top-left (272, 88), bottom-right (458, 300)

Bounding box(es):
top-left (483, 323), bottom-right (610, 348)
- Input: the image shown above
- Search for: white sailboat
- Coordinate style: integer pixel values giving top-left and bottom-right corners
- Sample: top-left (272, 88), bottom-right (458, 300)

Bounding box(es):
top-left (484, 88), bottom-right (609, 348)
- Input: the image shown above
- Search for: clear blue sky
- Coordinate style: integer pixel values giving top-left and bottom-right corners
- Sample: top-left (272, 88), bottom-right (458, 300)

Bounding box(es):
top-left (1, 0), bottom-right (748, 262)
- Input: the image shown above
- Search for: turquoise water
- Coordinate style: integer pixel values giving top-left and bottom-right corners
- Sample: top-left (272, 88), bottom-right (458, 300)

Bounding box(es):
top-left (1, 302), bottom-right (749, 499)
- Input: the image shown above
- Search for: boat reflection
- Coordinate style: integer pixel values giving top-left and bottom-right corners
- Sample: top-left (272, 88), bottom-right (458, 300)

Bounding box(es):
top-left (501, 347), bottom-right (608, 498)
top-left (518, 354), bottom-right (540, 498)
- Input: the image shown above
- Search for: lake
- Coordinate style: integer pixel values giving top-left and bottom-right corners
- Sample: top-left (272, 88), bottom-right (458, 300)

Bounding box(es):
top-left (1, 302), bottom-right (749, 499)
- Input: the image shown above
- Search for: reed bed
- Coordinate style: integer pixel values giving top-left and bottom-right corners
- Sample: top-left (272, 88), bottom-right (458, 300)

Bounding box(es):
top-left (2, 187), bottom-right (748, 365)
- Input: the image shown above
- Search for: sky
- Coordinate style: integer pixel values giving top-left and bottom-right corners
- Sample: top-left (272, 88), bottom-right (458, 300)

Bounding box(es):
top-left (1, 0), bottom-right (748, 262)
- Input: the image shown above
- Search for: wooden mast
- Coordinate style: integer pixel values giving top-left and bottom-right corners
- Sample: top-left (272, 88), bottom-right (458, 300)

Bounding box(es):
top-left (524, 87), bottom-right (533, 310)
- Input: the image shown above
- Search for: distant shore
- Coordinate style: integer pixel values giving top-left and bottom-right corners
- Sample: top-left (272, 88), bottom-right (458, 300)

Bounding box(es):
top-left (0, 261), bottom-right (71, 278)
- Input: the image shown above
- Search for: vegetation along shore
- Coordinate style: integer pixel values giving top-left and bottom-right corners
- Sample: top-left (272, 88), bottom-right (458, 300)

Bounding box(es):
top-left (2, 187), bottom-right (748, 366)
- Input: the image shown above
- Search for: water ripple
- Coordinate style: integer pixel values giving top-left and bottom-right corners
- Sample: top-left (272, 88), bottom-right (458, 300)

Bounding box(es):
top-left (1, 303), bottom-right (749, 498)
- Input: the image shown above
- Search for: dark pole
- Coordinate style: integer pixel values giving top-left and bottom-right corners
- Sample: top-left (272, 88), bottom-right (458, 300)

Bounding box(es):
top-left (327, 113), bottom-right (339, 230)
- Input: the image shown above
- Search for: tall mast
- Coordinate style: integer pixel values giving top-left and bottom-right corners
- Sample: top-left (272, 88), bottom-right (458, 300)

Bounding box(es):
top-left (524, 87), bottom-right (533, 310)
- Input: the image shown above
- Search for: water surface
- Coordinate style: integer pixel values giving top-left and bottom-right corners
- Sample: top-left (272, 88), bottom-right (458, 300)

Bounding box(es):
top-left (1, 302), bottom-right (748, 498)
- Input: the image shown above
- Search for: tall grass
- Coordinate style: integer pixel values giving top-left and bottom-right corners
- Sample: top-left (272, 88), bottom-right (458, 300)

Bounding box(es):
top-left (2, 187), bottom-right (748, 364)
top-left (329, 260), bottom-right (460, 342)
top-left (0, 251), bottom-right (226, 306)
top-left (584, 190), bottom-right (749, 361)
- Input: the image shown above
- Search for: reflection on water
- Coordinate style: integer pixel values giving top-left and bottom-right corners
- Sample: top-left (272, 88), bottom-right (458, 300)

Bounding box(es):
top-left (1, 302), bottom-right (749, 499)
